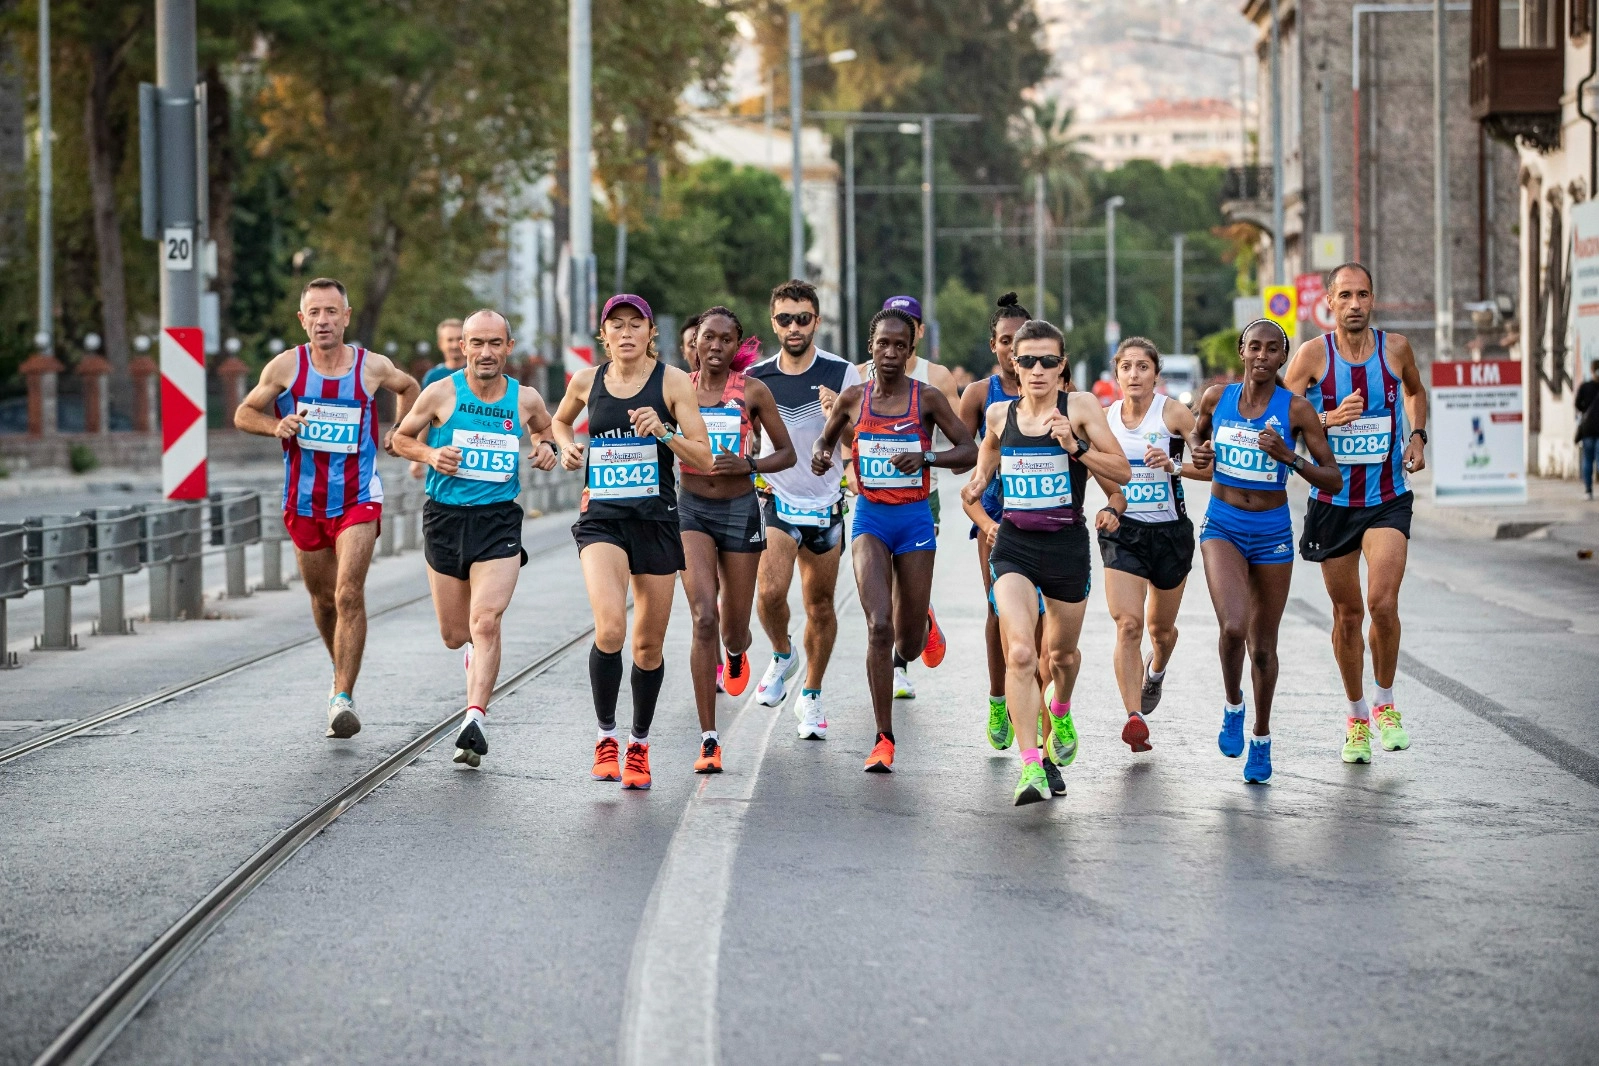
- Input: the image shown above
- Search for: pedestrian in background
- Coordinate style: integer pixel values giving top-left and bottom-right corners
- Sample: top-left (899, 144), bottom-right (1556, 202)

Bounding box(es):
top-left (1577, 359), bottom-right (1599, 500)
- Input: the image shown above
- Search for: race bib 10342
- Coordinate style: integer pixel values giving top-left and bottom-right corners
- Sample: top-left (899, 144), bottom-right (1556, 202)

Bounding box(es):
top-left (587, 437), bottom-right (660, 499)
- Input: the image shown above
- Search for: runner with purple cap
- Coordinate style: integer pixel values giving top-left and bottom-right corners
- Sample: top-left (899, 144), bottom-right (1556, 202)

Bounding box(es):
top-left (553, 293), bottom-right (714, 791)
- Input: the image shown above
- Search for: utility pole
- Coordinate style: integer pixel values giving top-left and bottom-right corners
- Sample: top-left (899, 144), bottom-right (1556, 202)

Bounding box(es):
top-left (35, 0), bottom-right (51, 355)
top-left (845, 123), bottom-right (858, 360)
top-left (1433, 0), bottom-right (1452, 360)
top-left (1033, 174), bottom-right (1046, 318)
top-left (1173, 232), bottom-right (1185, 354)
top-left (789, 12), bottom-right (804, 280)
top-left (1319, 77), bottom-right (1334, 238)
top-left (1062, 232), bottom-right (1073, 333)
top-left (921, 116), bottom-right (935, 357)
top-left (569, 0), bottom-right (593, 357)
top-left (1105, 196), bottom-right (1124, 361)
top-left (1269, 0), bottom-right (1285, 284)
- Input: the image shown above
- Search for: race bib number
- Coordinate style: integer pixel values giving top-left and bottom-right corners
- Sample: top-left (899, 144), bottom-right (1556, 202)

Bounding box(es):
top-left (1123, 460), bottom-right (1174, 515)
top-left (587, 437), bottom-right (660, 499)
top-left (295, 398), bottom-right (362, 454)
top-left (450, 428), bottom-right (518, 483)
top-left (702, 407), bottom-right (742, 459)
top-left (1000, 447), bottom-right (1073, 511)
top-left (1326, 414), bottom-right (1392, 465)
top-left (856, 433), bottom-right (921, 490)
top-left (1214, 423), bottom-right (1282, 483)
top-left (775, 497), bottom-right (832, 528)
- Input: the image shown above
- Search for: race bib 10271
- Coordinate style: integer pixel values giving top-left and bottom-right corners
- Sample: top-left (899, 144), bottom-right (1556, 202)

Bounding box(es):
top-left (295, 398), bottom-right (362, 454)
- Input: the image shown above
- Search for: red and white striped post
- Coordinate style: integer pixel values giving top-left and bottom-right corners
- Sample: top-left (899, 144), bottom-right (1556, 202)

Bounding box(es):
top-left (160, 326), bottom-right (207, 499)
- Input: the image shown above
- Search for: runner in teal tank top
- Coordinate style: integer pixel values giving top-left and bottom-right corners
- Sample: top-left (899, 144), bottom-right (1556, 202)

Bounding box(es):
top-left (391, 308), bottom-right (560, 770)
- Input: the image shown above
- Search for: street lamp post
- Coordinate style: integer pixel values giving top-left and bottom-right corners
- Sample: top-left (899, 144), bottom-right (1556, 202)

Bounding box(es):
top-left (1105, 196), bottom-right (1125, 361)
top-left (1173, 232), bottom-right (1185, 354)
top-left (36, 0), bottom-right (51, 355)
top-left (1033, 174), bottom-right (1046, 318)
top-left (844, 123), bottom-right (857, 360)
top-left (1269, 0), bottom-right (1285, 284)
top-left (788, 12), bottom-right (804, 280)
top-left (569, 0), bottom-right (593, 352)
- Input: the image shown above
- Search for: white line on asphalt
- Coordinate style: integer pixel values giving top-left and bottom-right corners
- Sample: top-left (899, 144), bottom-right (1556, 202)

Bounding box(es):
top-left (618, 587), bottom-right (854, 1066)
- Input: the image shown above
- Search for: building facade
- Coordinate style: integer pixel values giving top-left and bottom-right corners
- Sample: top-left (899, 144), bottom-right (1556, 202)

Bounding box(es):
top-left (1472, 0), bottom-right (1592, 477)
top-left (1235, 0), bottom-right (1520, 369)
top-left (1078, 98), bottom-right (1248, 170)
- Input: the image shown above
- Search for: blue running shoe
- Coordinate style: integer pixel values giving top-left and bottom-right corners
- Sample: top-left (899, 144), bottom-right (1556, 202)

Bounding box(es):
top-left (1244, 736), bottom-right (1272, 783)
top-left (1218, 706), bottom-right (1246, 758)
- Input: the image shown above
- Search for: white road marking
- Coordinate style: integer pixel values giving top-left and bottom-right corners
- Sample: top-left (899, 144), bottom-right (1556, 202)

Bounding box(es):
top-left (618, 588), bottom-right (854, 1066)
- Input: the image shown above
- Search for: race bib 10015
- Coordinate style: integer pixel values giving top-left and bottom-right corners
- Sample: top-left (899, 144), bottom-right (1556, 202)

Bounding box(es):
top-left (1213, 423), bottom-right (1282, 483)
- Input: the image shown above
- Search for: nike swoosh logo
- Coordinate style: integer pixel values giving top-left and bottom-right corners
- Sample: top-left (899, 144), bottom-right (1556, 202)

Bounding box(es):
top-left (913, 539), bottom-right (933, 547)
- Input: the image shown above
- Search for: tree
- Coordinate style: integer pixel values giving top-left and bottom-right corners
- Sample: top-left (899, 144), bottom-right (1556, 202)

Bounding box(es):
top-left (1013, 97), bottom-right (1092, 228)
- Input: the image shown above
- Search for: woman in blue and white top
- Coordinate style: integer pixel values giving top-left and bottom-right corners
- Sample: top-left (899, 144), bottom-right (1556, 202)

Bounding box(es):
top-left (1091, 337), bottom-right (1209, 756)
top-left (1192, 319), bottom-right (1342, 785)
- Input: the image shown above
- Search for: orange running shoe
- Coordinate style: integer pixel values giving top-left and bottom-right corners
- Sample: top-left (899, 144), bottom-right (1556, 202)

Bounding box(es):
top-left (694, 736), bottom-right (723, 773)
top-left (1121, 712), bottom-right (1152, 753)
top-left (864, 732), bottom-right (896, 773)
top-left (592, 736), bottom-right (621, 781)
top-left (920, 606), bottom-right (947, 668)
top-left (622, 741), bottom-right (653, 789)
top-left (722, 650), bottom-right (750, 697)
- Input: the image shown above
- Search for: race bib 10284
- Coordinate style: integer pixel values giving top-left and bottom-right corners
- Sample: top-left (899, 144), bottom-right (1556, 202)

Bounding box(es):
top-left (295, 398), bottom-right (362, 454)
top-left (1326, 414), bottom-right (1392, 465)
top-left (587, 437), bottom-right (660, 499)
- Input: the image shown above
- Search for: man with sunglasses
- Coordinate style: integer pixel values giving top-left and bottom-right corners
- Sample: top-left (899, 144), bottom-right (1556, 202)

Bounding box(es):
top-left (748, 280), bottom-right (861, 737)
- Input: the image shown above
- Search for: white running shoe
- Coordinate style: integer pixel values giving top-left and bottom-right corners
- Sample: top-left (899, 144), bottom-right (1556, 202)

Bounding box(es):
top-left (756, 651), bottom-right (799, 707)
top-left (326, 693), bottom-right (361, 739)
top-left (893, 666), bottom-right (916, 700)
top-left (796, 691), bottom-right (828, 739)
top-left (453, 709), bottom-right (487, 768)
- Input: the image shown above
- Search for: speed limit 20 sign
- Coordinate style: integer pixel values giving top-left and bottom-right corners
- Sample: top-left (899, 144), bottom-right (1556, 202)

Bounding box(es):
top-left (164, 227), bottom-right (194, 271)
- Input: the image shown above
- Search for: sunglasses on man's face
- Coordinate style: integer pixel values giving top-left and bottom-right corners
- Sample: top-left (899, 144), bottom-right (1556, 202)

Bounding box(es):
top-left (1014, 354), bottom-right (1064, 369)
top-left (773, 312), bottom-right (815, 328)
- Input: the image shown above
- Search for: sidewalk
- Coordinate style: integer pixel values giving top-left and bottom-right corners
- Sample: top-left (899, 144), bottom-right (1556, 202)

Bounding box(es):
top-left (1409, 469), bottom-right (1599, 547)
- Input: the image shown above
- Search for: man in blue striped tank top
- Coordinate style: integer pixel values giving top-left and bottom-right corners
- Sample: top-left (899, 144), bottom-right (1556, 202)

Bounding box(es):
top-left (1286, 264), bottom-right (1430, 764)
top-left (391, 309), bottom-right (559, 769)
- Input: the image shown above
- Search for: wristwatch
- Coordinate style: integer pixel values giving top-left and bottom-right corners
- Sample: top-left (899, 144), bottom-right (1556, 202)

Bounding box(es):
top-left (1071, 437), bottom-right (1090, 459)
top-left (1411, 428), bottom-right (1428, 445)
top-left (922, 449), bottom-right (937, 467)
top-left (1290, 454), bottom-right (1306, 474)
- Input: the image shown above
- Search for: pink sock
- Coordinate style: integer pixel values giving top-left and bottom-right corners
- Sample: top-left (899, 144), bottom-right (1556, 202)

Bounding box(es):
top-left (1022, 747), bottom-right (1042, 765)
top-left (1049, 698), bottom-right (1071, 718)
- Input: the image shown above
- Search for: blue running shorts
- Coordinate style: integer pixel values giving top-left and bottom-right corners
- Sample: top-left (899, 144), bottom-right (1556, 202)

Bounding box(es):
top-left (1199, 497), bottom-right (1295, 565)
top-left (850, 495), bottom-right (936, 556)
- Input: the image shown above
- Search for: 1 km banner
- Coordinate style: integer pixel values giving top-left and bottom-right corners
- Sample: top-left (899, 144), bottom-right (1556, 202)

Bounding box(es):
top-left (1430, 360), bottom-right (1526, 505)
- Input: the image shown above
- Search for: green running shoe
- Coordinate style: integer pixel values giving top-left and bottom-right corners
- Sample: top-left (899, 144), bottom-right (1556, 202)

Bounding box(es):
top-left (1013, 761), bottom-right (1050, 806)
top-left (1373, 704), bottom-right (1410, 751)
top-left (1341, 717), bottom-right (1373, 764)
top-left (1044, 703), bottom-right (1078, 768)
top-left (986, 697), bottom-right (1014, 750)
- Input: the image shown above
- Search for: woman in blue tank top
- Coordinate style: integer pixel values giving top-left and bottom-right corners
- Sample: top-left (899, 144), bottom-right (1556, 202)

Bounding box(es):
top-left (1192, 319), bottom-right (1342, 784)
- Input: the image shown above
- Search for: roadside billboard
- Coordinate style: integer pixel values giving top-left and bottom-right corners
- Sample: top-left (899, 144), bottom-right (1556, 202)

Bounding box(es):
top-left (1430, 360), bottom-right (1526, 505)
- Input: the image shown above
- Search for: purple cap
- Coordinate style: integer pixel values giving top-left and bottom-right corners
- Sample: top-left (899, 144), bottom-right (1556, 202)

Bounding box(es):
top-left (601, 293), bottom-right (654, 323)
top-left (882, 295), bottom-right (922, 322)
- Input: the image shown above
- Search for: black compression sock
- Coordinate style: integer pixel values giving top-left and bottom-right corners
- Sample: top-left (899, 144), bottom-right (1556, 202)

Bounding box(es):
top-left (630, 662), bottom-right (666, 740)
top-left (589, 645), bottom-right (623, 731)
top-left (878, 730), bottom-right (895, 743)
top-left (893, 652), bottom-right (909, 670)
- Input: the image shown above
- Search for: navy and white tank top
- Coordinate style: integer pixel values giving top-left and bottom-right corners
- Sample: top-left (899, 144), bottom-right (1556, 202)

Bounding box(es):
top-left (998, 393), bottom-right (1086, 532)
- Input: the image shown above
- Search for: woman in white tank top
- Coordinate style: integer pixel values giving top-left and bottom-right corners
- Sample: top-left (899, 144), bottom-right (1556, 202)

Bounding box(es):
top-left (1090, 338), bottom-right (1208, 754)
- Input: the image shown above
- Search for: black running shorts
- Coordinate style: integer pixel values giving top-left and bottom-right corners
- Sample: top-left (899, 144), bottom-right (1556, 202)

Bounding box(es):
top-left (1097, 516), bottom-right (1195, 591)
top-left (760, 494), bottom-right (845, 555)
top-left (679, 489), bottom-right (766, 553)
top-left (424, 499), bottom-right (527, 581)
top-left (1299, 492), bottom-right (1413, 562)
top-left (990, 519), bottom-right (1091, 604)
top-left (572, 516), bottom-right (686, 576)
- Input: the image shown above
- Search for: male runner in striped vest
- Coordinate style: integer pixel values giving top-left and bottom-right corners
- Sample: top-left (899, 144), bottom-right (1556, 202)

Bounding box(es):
top-left (236, 278), bottom-right (420, 739)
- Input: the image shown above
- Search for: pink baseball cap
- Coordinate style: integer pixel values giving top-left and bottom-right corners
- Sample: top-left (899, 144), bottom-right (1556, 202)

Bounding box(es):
top-left (601, 293), bottom-right (654, 323)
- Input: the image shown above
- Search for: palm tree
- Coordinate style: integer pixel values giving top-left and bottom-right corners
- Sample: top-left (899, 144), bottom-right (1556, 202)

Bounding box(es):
top-left (1012, 97), bottom-right (1093, 229)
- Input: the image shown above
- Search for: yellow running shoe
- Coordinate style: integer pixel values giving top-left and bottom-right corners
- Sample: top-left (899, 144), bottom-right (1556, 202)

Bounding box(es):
top-left (1373, 704), bottom-right (1410, 751)
top-left (1341, 717), bottom-right (1373, 764)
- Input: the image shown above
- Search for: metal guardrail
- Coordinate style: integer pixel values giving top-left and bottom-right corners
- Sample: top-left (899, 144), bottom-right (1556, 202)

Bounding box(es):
top-left (0, 465), bottom-right (585, 667)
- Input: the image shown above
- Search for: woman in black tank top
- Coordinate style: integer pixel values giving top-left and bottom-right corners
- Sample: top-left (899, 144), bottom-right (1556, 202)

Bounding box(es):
top-left (960, 320), bottom-right (1130, 806)
top-left (552, 295), bottom-right (712, 791)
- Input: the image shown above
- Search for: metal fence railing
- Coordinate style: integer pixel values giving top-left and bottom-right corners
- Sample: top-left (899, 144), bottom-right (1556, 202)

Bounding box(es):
top-left (0, 466), bottom-right (584, 669)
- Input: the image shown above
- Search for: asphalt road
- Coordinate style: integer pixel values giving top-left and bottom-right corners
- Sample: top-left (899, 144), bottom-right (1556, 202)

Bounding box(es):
top-left (3, 483), bottom-right (1598, 1066)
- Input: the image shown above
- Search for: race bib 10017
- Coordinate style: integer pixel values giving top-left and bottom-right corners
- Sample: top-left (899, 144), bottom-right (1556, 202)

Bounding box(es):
top-left (702, 407), bottom-right (742, 458)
